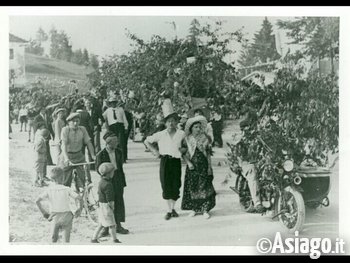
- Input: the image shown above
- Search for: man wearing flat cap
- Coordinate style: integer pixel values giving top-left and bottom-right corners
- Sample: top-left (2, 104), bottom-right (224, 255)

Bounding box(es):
top-left (58, 112), bottom-right (96, 191)
top-left (95, 131), bottom-right (129, 235)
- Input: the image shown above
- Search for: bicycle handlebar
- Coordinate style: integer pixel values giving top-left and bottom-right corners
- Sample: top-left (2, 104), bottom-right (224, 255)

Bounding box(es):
top-left (69, 161), bottom-right (95, 167)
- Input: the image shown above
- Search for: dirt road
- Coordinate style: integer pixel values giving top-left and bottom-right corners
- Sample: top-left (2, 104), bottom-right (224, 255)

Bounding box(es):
top-left (9, 120), bottom-right (339, 245)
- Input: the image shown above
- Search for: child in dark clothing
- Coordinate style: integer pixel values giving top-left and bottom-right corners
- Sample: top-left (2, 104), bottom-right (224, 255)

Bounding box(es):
top-left (211, 110), bottom-right (223, 148)
top-left (33, 128), bottom-right (50, 187)
top-left (91, 162), bottom-right (121, 244)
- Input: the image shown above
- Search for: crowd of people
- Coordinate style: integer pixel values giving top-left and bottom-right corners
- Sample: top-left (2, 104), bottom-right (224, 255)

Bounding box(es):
top-left (10, 85), bottom-right (225, 244)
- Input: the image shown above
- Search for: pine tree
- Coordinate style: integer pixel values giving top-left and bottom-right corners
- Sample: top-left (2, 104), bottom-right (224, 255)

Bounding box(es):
top-left (36, 27), bottom-right (48, 43)
top-left (83, 48), bottom-right (90, 66)
top-left (277, 17), bottom-right (339, 74)
top-left (89, 54), bottom-right (99, 69)
top-left (186, 19), bottom-right (206, 98)
top-left (188, 19), bottom-right (201, 44)
top-left (238, 40), bottom-right (257, 67)
top-left (71, 49), bottom-right (84, 65)
top-left (49, 27), bottom-right (59, 59)
top-left (251, 17), bottom-right (281, 63)
top-left (49, 27), bottom-right (73, 61)
top-left (25, 38), bottom-right (44, 55)
top-left (239, 17), bottom-right (281, 66)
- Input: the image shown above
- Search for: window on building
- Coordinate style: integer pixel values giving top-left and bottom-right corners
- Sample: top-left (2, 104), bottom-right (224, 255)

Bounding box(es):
top-left (10, 49), bottom-right (14, 60)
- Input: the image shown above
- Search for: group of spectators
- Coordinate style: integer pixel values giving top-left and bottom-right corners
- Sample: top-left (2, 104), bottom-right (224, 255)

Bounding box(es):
top-left (10, 84), bottom-right (225, 244)
top-left (23, 88), bottom-right (132, 243)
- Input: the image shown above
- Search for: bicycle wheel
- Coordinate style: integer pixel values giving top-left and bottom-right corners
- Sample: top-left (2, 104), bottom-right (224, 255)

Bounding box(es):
top-left (83, 184), bottom-right (99, 225)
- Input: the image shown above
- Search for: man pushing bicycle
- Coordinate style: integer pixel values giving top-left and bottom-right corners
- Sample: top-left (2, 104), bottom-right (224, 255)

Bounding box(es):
top-left (58, 112), bottom-right (96, 192)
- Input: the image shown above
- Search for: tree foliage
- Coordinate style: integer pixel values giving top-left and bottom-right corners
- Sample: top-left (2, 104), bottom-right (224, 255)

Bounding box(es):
top-left (277, 17), bottom-right (339, 62)
top-left (25, 38), bottom-right (44, 56)
top-left (49, 27), bottom-right (73, 62)
top-left (46, 26), bottom-right (93, 67)
top-left (89, 19), bottom-right (244, 119)
top-left (228, 17), bottom-right (339, 171)
top-left (89, 54), bottom-right (99, 69)
top-left (83, 48), bottom-right (90, 66)
top-left (36, 27), bottom-right (48, 42)
top-left (227, 68), bottom-right (338, 170)
top-left (25, 27), bottom-right (48, 56)
top-left (239, 17), bottom-right (281, 67)
top-left (71, 49), bottom-right (84, 65)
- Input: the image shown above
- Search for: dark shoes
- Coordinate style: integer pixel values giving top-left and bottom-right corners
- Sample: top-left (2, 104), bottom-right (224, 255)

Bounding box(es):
top-left (254, 204), bottom-right (266, 213)
top-left (43, 176), bottom-right (51, 181)
top-left (164, 212), bottom-right (172, 220)
top-left (165, 210), bottom-right (179, 220)
top-left (100, 226), bottom-right (129, 236)
top-left (99, 228), bottom-right (110, 238)
top-left (117, 227), bottom-right (129, 234)
top-left (33, 180), bottom-right (48, 187)
top-left (41, 181), bottom-right (49, 187)
top-left (92, 238), bottom-right (121, 243)
top-left (171, 209), bottom-right (179, 217)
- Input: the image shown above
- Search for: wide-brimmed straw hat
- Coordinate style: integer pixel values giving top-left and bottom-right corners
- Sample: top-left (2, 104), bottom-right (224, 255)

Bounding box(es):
top-left (66, 112), bottom-right (80, 122)
top-left (184, 115), bottom-right (207, 135)
top-left (54, 107), bottom-right (66, 115)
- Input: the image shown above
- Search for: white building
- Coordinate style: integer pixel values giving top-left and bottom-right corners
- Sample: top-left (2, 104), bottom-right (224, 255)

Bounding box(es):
top-left (9, 33), bottom-right (28, 88)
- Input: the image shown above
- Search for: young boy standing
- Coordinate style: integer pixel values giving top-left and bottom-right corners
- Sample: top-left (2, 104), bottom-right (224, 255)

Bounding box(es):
top-left (35, 167), bottom-right (82, 243)
top-left (91, 162), bottom-right (121, 243)
top-left (33, 128), bottom-right (50, 187)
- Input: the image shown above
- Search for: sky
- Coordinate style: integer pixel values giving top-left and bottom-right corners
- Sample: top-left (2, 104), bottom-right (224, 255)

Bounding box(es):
top-left (9, 16), bottom-right (293, 62)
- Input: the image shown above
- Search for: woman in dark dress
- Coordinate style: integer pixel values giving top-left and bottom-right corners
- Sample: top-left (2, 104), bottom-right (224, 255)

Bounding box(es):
top-left (181, 115), bottom-right (216, 219)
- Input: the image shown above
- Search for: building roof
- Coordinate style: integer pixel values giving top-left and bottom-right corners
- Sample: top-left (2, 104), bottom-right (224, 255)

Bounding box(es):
top-left (9, 33), bottom-right (28, 43)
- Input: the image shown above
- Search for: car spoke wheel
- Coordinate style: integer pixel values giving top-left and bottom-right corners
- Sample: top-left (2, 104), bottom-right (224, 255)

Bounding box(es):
top-left (236, 175), bottom-right (255, 213)
top-left (278, 186), bottom-right (305, 233)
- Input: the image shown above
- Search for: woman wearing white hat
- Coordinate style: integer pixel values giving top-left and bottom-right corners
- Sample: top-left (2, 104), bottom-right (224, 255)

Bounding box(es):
top-left (180, 115), bottom-right (216, 219)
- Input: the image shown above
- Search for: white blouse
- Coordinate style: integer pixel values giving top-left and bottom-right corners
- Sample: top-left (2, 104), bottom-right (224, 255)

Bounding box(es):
top-left (145, 129), bottom-right (185, 159)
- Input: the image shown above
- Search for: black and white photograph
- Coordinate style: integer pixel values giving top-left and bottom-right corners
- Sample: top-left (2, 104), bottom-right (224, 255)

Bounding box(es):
top-left (1, 6), bottom-right (349, 256)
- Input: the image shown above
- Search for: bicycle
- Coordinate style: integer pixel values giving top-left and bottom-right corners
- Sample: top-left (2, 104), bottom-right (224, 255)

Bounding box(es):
top-left (69, 161), bottom-right (99, 225)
